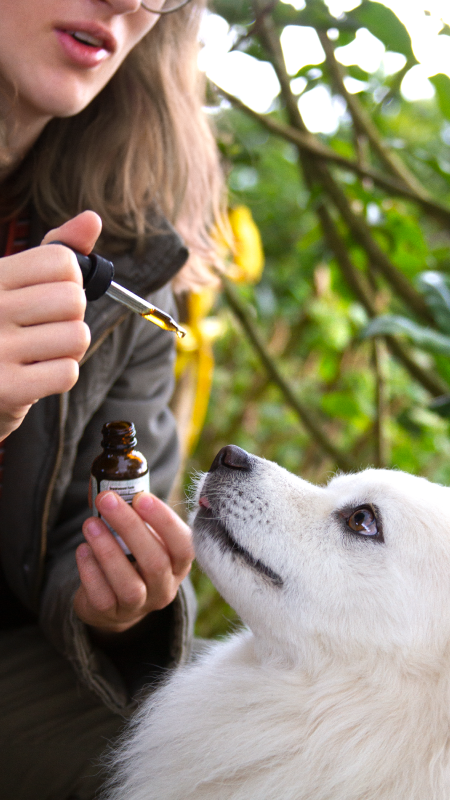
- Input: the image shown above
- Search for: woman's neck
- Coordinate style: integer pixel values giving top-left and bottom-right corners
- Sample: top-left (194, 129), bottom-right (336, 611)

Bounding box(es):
top-left (0, 127), bottom-right (46, 182)
top-left (0, 91), bottom-right (50, 180)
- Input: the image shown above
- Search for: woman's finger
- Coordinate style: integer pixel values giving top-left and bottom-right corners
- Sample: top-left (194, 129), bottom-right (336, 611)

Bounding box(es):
top-left (9, 320), bottom-right (91, 364)
top-left (95, 491), bottom-right (168, 555)
top-left (132, 493), bottom-right (194, 577)
top-left (93, 492), bottom-right (187, 609)
top-left (41, 210), bottom-right (102, 254)
top-left (0, 358), bottom-right (82, 406)
top-left (75, 542), bottom-right (117, 619)
top-left (81, 517), bottom-right (148, 612)
top-left (94, 492), bottom-right (174, 585)
top-left (0, 244), bottom-right (82, 290)
top-left (4, 281), bottom-right (87, 327)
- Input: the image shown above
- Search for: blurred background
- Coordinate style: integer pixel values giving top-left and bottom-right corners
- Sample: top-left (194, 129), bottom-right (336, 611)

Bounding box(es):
top-left (171, 0), bottom-right (450, 637)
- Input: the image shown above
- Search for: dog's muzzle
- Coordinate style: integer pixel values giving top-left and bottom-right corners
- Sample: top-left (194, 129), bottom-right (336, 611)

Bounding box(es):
top-left (195, 445), bottom-right (284, 589)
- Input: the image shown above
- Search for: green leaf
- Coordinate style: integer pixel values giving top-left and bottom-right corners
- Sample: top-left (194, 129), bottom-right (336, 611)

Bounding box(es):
top-left (335, 30), bottom-right (358, 47)
top-left (438, 23), bottom-right (450, 38)
top-left (429, 74), bottom-right (450, 121)
top-left (291, 64), bottom-right (325, 80)
top-left (346, 64), bottom-right (370, 81)
top-left (362, 315), bottom-right (450, 356)
top-left (378, 207), bottom-right (428, 278)
top-left (240, 41), bottom-right (268, 62)
top-left (273, 3), bottom-right (348, 30)
top-left (209, 0), bottom-right (254, 25)
top-left (347, 1), bottom-right (417, 61)
top-left (417, 271), bottom-right (450, 335)
top-left (320, 391), bottom-right (362, 421)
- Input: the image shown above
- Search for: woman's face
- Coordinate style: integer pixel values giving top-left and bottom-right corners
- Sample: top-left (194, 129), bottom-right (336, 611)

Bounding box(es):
top-left (0, 0), bottom-right (162, 129)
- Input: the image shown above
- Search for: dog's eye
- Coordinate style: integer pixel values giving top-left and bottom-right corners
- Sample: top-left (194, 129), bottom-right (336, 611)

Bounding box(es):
top-left (347, 507), bottom-right (375, 533)
top-left (346, 506), bottom-right (383, 541)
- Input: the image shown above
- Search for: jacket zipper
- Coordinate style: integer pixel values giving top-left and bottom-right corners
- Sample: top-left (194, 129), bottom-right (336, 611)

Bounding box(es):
top-left (35, 312), bottom-right (130, 601)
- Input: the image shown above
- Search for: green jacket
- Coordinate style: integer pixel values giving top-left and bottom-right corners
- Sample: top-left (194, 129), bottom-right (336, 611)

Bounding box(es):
top-left (0, 211), bottom-right (197, 715)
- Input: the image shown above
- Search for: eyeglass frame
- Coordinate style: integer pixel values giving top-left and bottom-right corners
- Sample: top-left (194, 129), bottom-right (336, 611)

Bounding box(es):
top-left (140, 0), bottom-right (193, 14)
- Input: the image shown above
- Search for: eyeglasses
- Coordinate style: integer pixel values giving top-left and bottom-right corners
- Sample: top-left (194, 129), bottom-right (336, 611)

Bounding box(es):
top-left (140, 0), bottom-right (193, 13)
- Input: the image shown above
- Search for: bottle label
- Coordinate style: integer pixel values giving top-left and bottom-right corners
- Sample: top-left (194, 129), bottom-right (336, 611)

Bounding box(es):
top-left (90, 472), bottom-right (150, 556)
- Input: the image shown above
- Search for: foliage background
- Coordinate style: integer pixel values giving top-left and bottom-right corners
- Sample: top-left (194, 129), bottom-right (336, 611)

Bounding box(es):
top-left (179, 0), bottom-right (450, 638)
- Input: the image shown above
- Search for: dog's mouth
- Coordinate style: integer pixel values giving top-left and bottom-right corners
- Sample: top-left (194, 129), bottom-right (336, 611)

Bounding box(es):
top-left (196, 499), bottom-right (284, 589)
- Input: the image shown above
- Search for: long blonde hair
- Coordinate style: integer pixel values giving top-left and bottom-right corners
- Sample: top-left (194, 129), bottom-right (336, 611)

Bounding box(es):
top-left (1, 1), bottom-right (224, 290)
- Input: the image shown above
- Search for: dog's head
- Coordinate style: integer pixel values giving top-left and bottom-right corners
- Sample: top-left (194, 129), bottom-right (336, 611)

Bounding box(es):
top-left (192, 446), bottom-right (450, 667)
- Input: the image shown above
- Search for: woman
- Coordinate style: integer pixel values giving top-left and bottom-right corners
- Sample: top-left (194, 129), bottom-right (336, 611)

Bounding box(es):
top-left (0, 1), bottom-right (222, 798)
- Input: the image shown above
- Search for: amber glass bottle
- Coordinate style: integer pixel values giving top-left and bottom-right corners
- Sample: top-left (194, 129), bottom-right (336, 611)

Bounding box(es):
top-left (90, 421), bottom-right (149, 557)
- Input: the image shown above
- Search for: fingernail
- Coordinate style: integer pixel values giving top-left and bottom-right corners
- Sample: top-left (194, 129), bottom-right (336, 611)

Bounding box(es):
top-left (134, 492), bottom-right (154, 511)
top-left (84, 519), bottom-right (103, 538)
top-left (98, 491), bottom-right (119, 511)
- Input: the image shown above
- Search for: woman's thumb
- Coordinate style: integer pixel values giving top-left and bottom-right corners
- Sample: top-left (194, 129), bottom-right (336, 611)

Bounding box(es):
top-left (41, 210), bottom-right (102, 255)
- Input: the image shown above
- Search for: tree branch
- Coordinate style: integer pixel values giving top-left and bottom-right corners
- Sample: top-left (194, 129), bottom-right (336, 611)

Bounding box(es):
top-left (373, 339), bottom-right (390, 468)
top-left (317, 30), bottom-right (429, 198)
top-left (384, 336), bottom-right (449, 396)
top-left (315, 202), bottom-right (449, 396)
top-left (245, 9), bottom-right (435, 326)
top-left (221, 276), bottom-right (355, 472)
top-left (314, 162), bottom-right (435, 324)
top-left (214, 85), bottom-right (450, 227)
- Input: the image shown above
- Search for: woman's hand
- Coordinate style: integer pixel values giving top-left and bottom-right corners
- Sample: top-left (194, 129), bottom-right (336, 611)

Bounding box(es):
top-left (73, 492), bottom-right (194, 635)
top-left (0, 210), bottom-right (101, 442)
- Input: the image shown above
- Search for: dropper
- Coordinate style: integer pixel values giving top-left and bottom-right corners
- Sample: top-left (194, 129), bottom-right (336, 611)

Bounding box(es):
top-left (106, 281), bottom-right (186, 338)
top-left (49, 241), bottom-right (186, 338)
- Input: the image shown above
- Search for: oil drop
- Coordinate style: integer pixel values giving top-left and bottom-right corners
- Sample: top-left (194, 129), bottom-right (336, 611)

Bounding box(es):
top-left (140, 310), bottom-right (186, 338)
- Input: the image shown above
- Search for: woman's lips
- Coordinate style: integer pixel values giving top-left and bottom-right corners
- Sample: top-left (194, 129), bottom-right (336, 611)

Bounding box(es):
top-left (55, 26), bottom-right (116, 68)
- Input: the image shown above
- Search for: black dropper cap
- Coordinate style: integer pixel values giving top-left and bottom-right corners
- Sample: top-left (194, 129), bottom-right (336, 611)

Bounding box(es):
top-left (48, 240), bottom-right (114, 300)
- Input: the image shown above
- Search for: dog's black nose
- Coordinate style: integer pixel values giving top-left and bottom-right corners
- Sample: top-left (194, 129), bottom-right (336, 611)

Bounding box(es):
top-left (209, 445), bottom-right (252, 472)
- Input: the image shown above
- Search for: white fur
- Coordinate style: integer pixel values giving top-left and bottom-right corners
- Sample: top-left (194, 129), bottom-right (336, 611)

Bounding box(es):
top-left (105, 454), bottom-right (450, 800)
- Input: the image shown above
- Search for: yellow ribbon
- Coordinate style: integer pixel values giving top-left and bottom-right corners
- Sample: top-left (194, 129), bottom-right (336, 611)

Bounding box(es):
top-left (174, 206), bottom-right (264, 458)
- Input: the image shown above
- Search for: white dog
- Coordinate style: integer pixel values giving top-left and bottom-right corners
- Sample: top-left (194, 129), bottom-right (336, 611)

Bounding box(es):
top-left (106, 445), bottom-right (450, 800)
